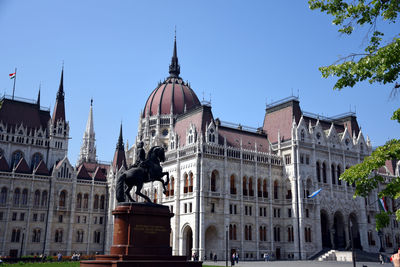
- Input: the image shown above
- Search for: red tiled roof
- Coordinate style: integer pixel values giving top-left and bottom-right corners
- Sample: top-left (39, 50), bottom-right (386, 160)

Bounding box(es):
top-left (93, 166), bottom-right (107, 181)
top-left (112, 149), bottom-right (126, 171)
top-left (14, 158), bottom-right (30, 174)
top-left (262, 100), bottom-right (300, 143)
top-left (77, 164), bottom-right (91, 180)
top-left (0, 98), bottom-right (50, 131)
top-left (174, 105), bottom-right (213, 147)
top-left (0, 156), bottom-right (9, 172)
top-left (34, 160), bottom-right (50, 175)
top-left (218, 126), bottom-right (270, 153)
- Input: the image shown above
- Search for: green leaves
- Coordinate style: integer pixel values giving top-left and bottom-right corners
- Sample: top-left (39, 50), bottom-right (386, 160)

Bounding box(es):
top-left (375, 211), bottom-right (390, 231)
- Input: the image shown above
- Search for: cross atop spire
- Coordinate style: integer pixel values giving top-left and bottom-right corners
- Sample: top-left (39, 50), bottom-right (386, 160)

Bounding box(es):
top-left (169, 32), bottom-right (180, 78)
top-left (77, 99), bottom-right (97, 164)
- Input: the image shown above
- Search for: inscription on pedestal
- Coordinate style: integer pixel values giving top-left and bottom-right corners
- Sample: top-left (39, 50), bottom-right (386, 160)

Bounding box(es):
top-left (134, 224), bottom-right (168, 234)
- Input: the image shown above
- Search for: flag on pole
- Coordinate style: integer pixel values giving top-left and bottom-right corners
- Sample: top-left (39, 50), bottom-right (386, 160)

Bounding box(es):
top-left (9, 73), bottom-right (16, 79)
top-left (378, 197), bottom-right (388, 212)
top-left (307, 188), bottom-right (322, 198)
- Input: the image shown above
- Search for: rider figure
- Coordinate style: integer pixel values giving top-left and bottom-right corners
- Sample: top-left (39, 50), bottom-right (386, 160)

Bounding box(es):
top-left (134, 141), bottom-right (151, 181)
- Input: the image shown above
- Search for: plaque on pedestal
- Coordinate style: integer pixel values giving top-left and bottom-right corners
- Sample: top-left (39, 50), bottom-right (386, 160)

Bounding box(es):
top-left (80, 203), bottom-right (201, 267)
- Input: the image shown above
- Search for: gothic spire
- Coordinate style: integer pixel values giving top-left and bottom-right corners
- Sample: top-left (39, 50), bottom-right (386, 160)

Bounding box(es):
top-left (37, 84), bottom-right (41, 107)
top-left (78, 99), bottom-right (96, 164)
top-left (113, 123), bottom-right (126, 171)
top-left (117, 123), bottom-right (124, 150)
top-left (52, 67), bottom-right (66, 124)
top-left (168, 33), bottom-right (180, 78)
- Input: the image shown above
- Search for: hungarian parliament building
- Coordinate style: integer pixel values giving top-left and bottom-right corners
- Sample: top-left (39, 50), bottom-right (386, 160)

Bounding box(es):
top-left (0, 40), bottom-right (399, 260)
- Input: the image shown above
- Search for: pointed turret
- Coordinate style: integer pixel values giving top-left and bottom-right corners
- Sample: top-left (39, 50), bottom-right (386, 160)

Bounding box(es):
top-left (37, 85), bottom-right (41, 107)
top-left (113, 123), bottom-right (127, 171)
top-left (77, 99), bottom-right (97, 164)
top-left (52, 68), bottom-right (66, 124)
top-left (168, 34), bottom-right (180, 78)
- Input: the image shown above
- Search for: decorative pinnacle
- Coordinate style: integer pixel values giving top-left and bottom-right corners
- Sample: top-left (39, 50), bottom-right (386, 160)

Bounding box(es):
top-left (169, 32), bottom-right (180, 77)
top-left (116, 123), bottom-right (124, 150)
top-left (57, 67), bottom-right (65, 101)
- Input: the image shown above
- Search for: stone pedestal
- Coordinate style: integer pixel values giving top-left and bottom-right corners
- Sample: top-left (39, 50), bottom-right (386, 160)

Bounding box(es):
top-left (80, 203), bottom-right (201, 267)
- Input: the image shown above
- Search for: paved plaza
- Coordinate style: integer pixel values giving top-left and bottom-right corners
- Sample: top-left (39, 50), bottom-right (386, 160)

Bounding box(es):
top-left (203, 260), bottom-right (392, 267)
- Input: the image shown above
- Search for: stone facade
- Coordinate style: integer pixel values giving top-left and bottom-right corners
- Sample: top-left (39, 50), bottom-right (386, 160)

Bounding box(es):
top-left (0, 71), bottom-right (110, 257)
top-left (108, 39), bottom-right (400, 261)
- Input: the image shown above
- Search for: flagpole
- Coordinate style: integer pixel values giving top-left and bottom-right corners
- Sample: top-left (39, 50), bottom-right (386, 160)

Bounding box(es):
top-left (12, 68), bottom-right (17, 100)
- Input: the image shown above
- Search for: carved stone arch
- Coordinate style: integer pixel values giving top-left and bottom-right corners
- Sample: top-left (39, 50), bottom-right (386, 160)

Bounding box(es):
top-left (210, 169), bottom-right (219, 192)
top-left (333, 210), bottom-right (346, 249)
top-left (320, 209), bottom-right (331, 248)
top-left (349, 212), bottom-right (361, 249)
top-left (206, 121), bottom-right (217, 143)
top-left (181, 223), bottom-right (193, 260)
top-left (205, 224), bottom-right (219, 259)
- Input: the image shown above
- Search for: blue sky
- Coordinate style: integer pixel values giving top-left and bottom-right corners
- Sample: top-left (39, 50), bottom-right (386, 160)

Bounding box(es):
top-left (0, 0), bottom-right (398, 165)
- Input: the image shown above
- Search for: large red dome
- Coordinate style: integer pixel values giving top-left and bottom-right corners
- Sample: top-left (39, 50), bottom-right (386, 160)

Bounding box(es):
top-left (143, 37), bottom-right (201, 117)
top-left (143, 77), bottom-right (201, 117)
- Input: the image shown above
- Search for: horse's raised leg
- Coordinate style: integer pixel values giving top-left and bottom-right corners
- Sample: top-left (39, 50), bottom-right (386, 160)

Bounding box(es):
top-left (125, 184), bottom-right (135, 202)
top-left (136, 183), bottom-right (152, 203)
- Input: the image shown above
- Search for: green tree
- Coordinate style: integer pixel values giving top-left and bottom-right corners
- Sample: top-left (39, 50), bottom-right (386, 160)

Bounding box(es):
top-left (309, 0), bottom-right (400, 230)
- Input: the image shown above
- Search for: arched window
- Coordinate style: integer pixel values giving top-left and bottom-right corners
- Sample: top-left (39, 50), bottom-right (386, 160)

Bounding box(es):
top-left (0, 187), bottom-right (7, 205)
top-left (34, 190), bottom-right (40, 206)
top-left (322, 162), bottom-right (327, 183)
top-left (300, 129), bottom-right (305, 141)
top-left (337, 165), bottom-right (342, 185)
top-left (273, 226), bottom-right (281, 242)
top-left (31, 153), bottom-right (43, 170)
top-left (183, 174), bottom-right (189, 194)
top-left (263, 179), bottom-right (268, 198)
top-left (189, 173), bottom-right (194, 192)
top-left (41, 190), bottom-right (47, 207)
top-left (288, 226), bottom-right (294, 242)
top-left (245, 225), bottom-right (248, 240)
top-left (11, 229), bottom-right (21, 242)
top-left (274, 180), bottom-right (279, 199)
top-left (100, 195), bottom-right (105, 210)
top-left (59, 191), bottom-right (66, 207)
top-left (229, 224), bottom-right (233, 240)
top-left (243, 177), bottom-right (248, 196)
top-left (249, 177), bottom-right (254, 196)
top-left (316, 162), bottom-right (321, 182)
top-left (233, 225), bottom-right (237, 240)
top-left (76, 193), bottom-right (82, 209)
top-left (94, 231), bottom-right (101, 243)
top-left (330, 164), bottom-right (335, 184)
top-left (76, 230), bottom-right (84, 243)
top-left (83, 193), bottom-right (89, 209)
top-left (211, 171), bottom-right (217, 192)
top-left (11, 150), bottom-right (23, 167)
top-left (13, 188), bottom-right (20, 206)
top-left (32, 229), bottom-right (41, 243)
top-left (55, 229), bottom-right (63, 243)
top-left (230, 175), bottom-right (236, 195)
top-left (257, 179), bottom-right (262, 198)
top-left (22, 189), bottom-right (28, 206)
top-left (93, 194), bottom-right (99, 210)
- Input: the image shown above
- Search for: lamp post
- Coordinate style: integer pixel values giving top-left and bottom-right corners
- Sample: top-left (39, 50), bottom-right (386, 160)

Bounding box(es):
top-left (378, 230), bottom-right (384, 252)
top-left (349, 221), bottom-right (356, 267)
top-left (225, 225), bottom-right (228, 267)
top-left (19, 228), bottom-right (25, 258)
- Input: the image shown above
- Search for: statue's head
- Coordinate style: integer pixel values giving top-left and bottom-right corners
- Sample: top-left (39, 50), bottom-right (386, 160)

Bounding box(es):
top-left (137, 141), bottom-right (144, 148)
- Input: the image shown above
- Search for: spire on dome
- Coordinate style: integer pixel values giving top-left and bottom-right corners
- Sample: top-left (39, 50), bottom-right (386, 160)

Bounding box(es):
top-left (169, 32), bottom-right (180, 78)
top-left (78, 99), bottom-right (96, 164)
top-left (52, 67), bottom-right (66, 124)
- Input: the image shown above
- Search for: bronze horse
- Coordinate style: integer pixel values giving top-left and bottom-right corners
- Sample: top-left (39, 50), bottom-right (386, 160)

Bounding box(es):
top-left (116, 146), bottom-right (169, 203)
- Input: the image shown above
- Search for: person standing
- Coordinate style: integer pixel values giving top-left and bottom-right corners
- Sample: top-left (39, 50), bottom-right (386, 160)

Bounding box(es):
top-left (57, 252), bottom-right (62, 262)
top-left (231, 253), bottom-right (235, 266)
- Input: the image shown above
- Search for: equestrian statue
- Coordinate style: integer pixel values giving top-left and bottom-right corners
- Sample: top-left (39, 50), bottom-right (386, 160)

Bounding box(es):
top-left (116, 142), bottom-right (169, 203)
